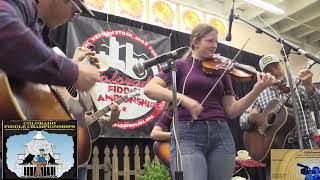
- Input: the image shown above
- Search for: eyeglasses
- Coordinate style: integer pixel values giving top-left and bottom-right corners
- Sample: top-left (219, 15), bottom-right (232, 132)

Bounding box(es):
top-left (70, 0), bottom-right (83, 20)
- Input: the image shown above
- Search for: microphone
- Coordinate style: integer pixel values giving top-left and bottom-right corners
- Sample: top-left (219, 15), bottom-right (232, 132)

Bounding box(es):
top-left (132, 47), bottom-right (189, 76)
top-left (226, 0), bottom-right (235, 41)
top-left (297, 163), bottom-right (306, 168)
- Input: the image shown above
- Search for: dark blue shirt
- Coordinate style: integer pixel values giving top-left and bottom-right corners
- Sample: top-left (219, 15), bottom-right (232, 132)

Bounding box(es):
top-left (36, 154), bottom-right (47, 163)
top-left (0, 0), bottom-right (78, 86)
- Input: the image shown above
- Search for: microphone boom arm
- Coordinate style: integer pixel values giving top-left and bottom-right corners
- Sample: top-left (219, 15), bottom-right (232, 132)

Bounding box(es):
top-left (234, 15), bottom-right (320, 64)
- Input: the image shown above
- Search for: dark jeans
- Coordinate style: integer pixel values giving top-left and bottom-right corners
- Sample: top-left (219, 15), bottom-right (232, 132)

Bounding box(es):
top-left (78, 167), bottom-right (88, 180)
top-left (285, 137), bottom-right (318, 149)
top-left (170, 120), bottom-right (236, 180)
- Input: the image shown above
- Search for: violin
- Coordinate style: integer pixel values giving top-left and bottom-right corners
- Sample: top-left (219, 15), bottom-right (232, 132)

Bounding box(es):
top-left (201, 55), bottom-right (290, 93)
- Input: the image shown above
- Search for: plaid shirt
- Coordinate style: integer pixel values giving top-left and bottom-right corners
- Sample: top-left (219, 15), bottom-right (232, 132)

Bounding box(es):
top-left (252, 85), bottom-right (320, 137)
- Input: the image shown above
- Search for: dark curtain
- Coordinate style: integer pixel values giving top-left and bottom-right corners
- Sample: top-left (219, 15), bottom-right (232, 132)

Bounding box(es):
top-left (49, 11), bottom-right (266, 180)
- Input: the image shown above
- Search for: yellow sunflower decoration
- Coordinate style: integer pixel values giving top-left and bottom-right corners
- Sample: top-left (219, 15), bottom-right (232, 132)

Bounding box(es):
top-left (183, 10), bottom-right (201, 31)
top-left (152, 1), bottom-right (174, 27)
top-left (84, 0), bottom-right (104, 10)
top-left (209, 18), bottom-right (226, 40)
top-left (119, 0), bottom-right (144, 19)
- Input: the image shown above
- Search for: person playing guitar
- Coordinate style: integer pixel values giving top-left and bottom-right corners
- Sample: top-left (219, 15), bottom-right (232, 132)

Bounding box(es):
top-left (150, 103), bottom-right (172, 141)
top-left (242, 54), bottom-right (320, 180)
top-left (0, 0), bottom-right (103, 179)
top-left (0, 0), bottom-right (100, 91)
top-left (78, 100), bottom-right (121, 180)
top-left (150, 109), bottom-right (172, 168)
top-left (244, 54), bottom-right (320, 148)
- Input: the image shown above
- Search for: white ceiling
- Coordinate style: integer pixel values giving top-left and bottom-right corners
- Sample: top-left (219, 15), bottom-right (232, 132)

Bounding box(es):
top-left (180, 0), bottom-right (320, 54)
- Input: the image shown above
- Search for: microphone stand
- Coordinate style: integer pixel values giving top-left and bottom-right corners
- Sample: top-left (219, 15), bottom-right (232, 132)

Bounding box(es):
top-left (167, 58), bottom-right (183, 180)
top-left (281, 45), bottom-right (305, 148)
top-left (234, 15), bottom-right (320, 149)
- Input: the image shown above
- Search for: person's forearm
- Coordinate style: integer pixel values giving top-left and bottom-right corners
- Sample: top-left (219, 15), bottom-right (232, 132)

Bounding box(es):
top-left (228, 86), bottom-right (262, 119)
top-left (0, 10), bottom-right (78, 86)
top-left (144, 83), bottom-right (185, 103)
top-left (150, 131), bottom-right (171, 141)
top-left (97, 116), bottom-right (117, 127)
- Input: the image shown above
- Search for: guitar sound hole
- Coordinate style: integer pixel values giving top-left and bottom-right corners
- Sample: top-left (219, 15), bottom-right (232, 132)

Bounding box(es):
top-left (267, 113), bottom-right (276, 124)
top-left (66, 86), bottom-right (78, 98)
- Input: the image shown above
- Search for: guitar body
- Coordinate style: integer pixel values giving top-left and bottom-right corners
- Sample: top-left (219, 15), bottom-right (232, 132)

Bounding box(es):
top-left (78, 120), bottom-right (92, 166)
top-left (0, 71), bottom-right (71, 120)
top-left (78, 112), bottom-right (102, 166)
top-left (244, 98), bottom-right (295, 162)
top-left (153, 141), bottom-right (170, 168)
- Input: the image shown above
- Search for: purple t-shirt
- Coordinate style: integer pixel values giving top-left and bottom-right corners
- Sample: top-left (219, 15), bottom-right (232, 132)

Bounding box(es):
top-left (156, 111), bottom-right (172, 130)
top-left (157, 58), bottom-right (235, 121)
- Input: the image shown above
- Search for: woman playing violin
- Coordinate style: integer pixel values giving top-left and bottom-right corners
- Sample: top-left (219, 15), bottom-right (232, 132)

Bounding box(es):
top-left (144, 23), bottom-right (275, 180)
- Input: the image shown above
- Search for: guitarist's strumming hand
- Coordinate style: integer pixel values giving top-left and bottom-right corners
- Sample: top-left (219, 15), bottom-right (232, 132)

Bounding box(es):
top-left (73, 47), bottom-right (100, 69)
top-left (99, 102), bottom-right (121, 127)
top-left (297, 69), bottom-right (316, 95)
top-left (73, 47), bottom-right (101, 92)
top-left (74, 64), bottom-right (100, 92)
top-left (253, 72), bottom-right (275, 93)
top-left (247, 108), bottom-right (261, 128)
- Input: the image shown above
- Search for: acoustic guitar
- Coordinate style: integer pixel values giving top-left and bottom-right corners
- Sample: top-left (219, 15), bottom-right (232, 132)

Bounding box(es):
top-left (153, 141), bottom-right (170, 168)
top-left (0, 46), bottom-right (99, 120)
top-left (243, 99), bottom-right (295, 162)
top-left (0, 71), bottom-right (71, 120)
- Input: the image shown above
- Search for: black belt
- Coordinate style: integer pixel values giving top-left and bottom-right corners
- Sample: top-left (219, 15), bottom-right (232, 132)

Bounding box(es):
top-left (287, 136), bottom-right (313, 144)
top-left (287, 137), bottom-right (297, 144)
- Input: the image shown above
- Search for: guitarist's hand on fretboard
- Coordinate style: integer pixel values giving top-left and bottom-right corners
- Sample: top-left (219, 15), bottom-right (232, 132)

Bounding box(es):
top-left (110, 102), bottom-right (120, 121)
top-left (98, 103), bottom-right (121, 127)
